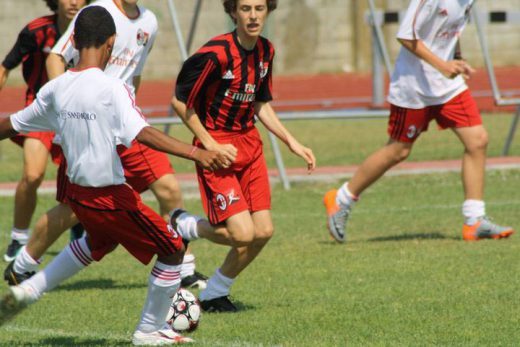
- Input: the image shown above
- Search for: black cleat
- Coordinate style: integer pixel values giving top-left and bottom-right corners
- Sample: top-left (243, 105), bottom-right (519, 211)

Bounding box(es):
top-left (4, 261), bottom-right (35, 286)
top-left (181, 271), bottom-right (208, 290)
top-left (3, 240), bottom-right (23, 263)
top-left (200, 296), bottom-right (238, 313)
top-left (70, 223), bottom-right (85, 241)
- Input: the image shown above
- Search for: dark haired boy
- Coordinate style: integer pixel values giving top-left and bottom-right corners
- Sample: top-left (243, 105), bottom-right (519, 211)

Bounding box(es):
top-left (0, 6), bottom-right (226, 344)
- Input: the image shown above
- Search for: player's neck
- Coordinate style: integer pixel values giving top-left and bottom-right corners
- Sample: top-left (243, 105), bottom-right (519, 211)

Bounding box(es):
top-left (57, 15), bottom-right (71, 35)
top-left (236, 30), bottom-right (258, 51)
top-left (75, 49), bottom-right (108, 71)
top-left (114, 0), bottom-right (140, 18)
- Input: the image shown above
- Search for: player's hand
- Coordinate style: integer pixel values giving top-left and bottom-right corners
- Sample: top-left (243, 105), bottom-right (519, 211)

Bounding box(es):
top-left (288, 140), bottom-right (316, 173)
top-left (460, 61), bottom-right (476, 80)
top-left (193, 149), bottom-right (229, 171)
top-left (441, 60), bottom-right (470, 79)
top-left (209, 143), bottom-right (237, 165)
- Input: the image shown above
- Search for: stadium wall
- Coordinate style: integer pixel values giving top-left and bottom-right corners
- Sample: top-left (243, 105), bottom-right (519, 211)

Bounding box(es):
top-left (1, 0), bottom-right (519, 84)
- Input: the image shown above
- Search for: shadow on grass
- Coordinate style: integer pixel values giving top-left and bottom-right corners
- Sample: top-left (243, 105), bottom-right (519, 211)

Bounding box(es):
top-left (54, 278), bottom-right (146, 292)
top-left (367, 232), bottom-right (460, 242)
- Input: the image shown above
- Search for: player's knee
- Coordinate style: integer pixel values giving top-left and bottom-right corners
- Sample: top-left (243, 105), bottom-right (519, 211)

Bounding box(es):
top-left (151, 175), bottom-right (182, 205)
top-left (253, 226), bottom-right (274, 247)
top-left (21, 170), bottom-right (45, 188)
top-left (466, 130), bottom-right (488, 153)
top-left (230, 227), bottom-right (255, 247)
top-left (158, 243), bottom-right (186, 265)
top-left (390, 146), bottom-right (411, 164)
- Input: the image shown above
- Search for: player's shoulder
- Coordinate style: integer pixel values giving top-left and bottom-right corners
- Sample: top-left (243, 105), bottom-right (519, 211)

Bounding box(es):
top-left (137, 5), bottom-right (158, 27)
top-left (195, 32), bottom-right (235, 62)
top-left (27, 14), bottom-right (56, 32)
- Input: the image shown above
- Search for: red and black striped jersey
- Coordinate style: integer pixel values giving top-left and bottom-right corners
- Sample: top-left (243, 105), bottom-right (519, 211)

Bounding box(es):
top-left (2, 15), bottom-right (60, 106)
top-left (176, 31), bottom-right (274, 132)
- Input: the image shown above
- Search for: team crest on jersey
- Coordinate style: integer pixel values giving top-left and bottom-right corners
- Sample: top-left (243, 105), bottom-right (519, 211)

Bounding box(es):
top-left (136, 29), bottom-right (150, 46)
top-left (216, 194), bottom-right (227, 211)
top-left (245, 83), bottom-right (256, 94)
top-left (259, 62), bottom-right (269, 78)
top-left (406, 125), bottom-right (419, 139)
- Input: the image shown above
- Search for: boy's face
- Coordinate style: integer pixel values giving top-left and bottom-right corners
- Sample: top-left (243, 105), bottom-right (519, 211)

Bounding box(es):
top-left (58, 0), bottom-right (87, 21)
top-left (232, 0), bottom-right (269, 40)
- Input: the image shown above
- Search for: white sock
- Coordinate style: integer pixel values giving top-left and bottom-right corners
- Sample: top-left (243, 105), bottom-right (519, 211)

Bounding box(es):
top-left (336, 182), bottom-right (359, 209)
top-left (462, 199), bottom-right (485, 226)
top-left (136, 261), bottom-right (181, 333)
top-left (20, 237), bottom-right (92, 302)
top-left (11, 228), bottom-right (30, 243)
top-left (13, 246), bottom-right (41, 274)
top-left (199, 268), bottom-right (234, 301)
top-left (176, 213), bottom-right (202, 241)
top-left (180, 253), bottom-right (196, 279)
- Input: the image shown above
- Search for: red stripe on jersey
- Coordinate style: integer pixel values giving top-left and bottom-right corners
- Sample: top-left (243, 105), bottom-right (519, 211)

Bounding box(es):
top-left (235, 52), bottom-right (257, 129)
top-left (26, 30), bottom-right (45, 99)
top-left (124, 84), bottom-right (147, 120)
top-left (187, 59), bottom-right (216, 108)
top-left (412, 0), bottom-right (428, 40)
top-left (28, 15), bottom-right (55, 31)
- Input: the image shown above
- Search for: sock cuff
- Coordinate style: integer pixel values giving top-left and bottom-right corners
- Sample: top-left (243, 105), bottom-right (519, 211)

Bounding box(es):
top-left (345, 183), bottom-right (359, 201)
top-left (216, 268), bottom-right (235, 287)
top-left (66, 238), bottom-right (93, 268)
top-left (182, 253), bottom-right (195, 264)
top-left (150, 261), bottom-right (181, 287)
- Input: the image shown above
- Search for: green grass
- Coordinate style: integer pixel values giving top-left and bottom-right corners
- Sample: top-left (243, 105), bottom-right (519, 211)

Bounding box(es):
top-left (0, 170), bottom-right (518, 346)
top-left (0, 113), bottom-right (518, 181)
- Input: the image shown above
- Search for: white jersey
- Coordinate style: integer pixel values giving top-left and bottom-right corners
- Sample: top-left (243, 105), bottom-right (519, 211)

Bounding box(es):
top-left (52, 0), bottom-right (157, 94)
top-left (388, 0), bottom-right (474, 109)
top-left (10, 68), bottom-right (149, 187)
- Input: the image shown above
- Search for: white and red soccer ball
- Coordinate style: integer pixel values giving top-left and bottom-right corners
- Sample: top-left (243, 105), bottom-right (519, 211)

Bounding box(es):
top-left (167, 288), bottom-right (201, 332)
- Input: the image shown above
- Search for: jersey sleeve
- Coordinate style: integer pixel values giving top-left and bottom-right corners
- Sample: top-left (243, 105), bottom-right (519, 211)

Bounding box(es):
top-left (51, 14), bottom-right (78, 65)
top-left (112, 82), bottom-right (149, 148)
top-left (10, 83), bottom-right (55, 133)
top-left (2, 26), bottom-right (38, 70)
top-left (175, 52), bottom-right (220, 109)
top-left (396, 0), bottom-right (437, 40)
top-left (257, 52), bottom-right (274, 103)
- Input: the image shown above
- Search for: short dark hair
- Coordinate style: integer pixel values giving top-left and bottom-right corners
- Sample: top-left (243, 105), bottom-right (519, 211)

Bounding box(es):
top-left (74, 6), bottom-right (116, 50)
top-left (222, 0), bottom-right (277, 22)
top-left (44, 0), bottom-right (92, 13)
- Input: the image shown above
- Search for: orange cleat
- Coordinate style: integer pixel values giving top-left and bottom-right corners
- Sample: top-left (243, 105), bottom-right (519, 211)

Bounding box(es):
top-left (462, 216), bottom-right (514, 241)
top-left (323, 189), bottom-right (349, 243)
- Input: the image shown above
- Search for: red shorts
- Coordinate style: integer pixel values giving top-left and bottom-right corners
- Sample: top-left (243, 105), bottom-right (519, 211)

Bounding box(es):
top-left (195, 127), bottom-right (271, 225)
top-left (387, 89), bottom-right (482, 143)
top-left (117, 140), bottom-right (175, 194)
top-left (10, 132), bottom-right (62, 165)
top-left (56, 140), bottom-right (175, 202)
top-left (66, 182), bottom-right (183, 265)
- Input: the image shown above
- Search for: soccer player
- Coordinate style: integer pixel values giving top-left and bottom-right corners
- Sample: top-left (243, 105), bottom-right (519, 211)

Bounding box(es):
top-left (0, 0), bottom-right (89, 262)
top-left (6, 0), bottom-right (206, 289)
top-left (323, 0), bottom-right (514, 242)
top-left (171, 0), bottom-right (316, 312)
top-left (0, 6), bottom-right (226, 344)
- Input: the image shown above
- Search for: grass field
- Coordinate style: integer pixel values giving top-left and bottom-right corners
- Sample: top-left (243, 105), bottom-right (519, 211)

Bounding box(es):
top-left (0, 169), bottom-right (518, 346)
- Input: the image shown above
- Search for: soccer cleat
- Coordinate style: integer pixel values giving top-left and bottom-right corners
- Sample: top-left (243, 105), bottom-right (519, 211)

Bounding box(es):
top-left (181, 271), bottom-right (208, 290)
top-left (323, 189), bottom-right (350, 243)
top-left (4, 261), bottom-right (35, 286)
top-left (69, 223), bottom-right (85, 242)
top-left (3, 240), bottom-right (24, 262)
top-left (200, 295), bottom-right (238, 313)
top-left (132, 325), bottom-right (194, 345)
top-left (462, 216), bottom-right (514, 241)
top-left (0, 286), bottom-right (35, 327)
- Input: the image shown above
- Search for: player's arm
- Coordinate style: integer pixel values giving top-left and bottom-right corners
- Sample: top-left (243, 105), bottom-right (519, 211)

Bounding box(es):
top-left (255, 101), bottom-right (315, 173)
top-left (1, 26), bottom-right (38, 90)
top-left (46, 53), bottom-right (66, 80)
top-left (0, 117), bottom-right (19, 140)
top-left (397, 38), bottom-right (474, 80)
top-left (171, 97), bottom-right (236, 164)
top-left (135, 126), bottom-right (228, 171)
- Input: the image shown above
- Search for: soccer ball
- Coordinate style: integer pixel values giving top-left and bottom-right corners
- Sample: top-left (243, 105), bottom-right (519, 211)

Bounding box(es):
top-left (167, 288), bottom-right (201, 332)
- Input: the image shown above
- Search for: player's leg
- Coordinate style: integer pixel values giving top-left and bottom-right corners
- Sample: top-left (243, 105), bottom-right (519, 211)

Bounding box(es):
top-left (452, 125), bottom-right (514, 240)
top-left (4, 203), bottom-right (79, 286)
top-left (323, 105), bottom-right (427, 243)
top-left (5, 138), bottom-right (49, 262)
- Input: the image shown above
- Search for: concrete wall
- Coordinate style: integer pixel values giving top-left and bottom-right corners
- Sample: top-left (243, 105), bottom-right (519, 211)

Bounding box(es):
top-left (1, 0), bottom-right (519, 84)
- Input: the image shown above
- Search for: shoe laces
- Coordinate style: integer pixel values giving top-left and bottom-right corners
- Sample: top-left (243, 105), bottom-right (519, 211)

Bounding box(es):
top-left (333, 206), bottom-right (350, 228)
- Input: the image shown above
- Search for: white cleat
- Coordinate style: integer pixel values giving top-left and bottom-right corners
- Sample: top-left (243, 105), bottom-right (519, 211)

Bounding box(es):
top-left (132, 325), bottom-right (194, 345)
